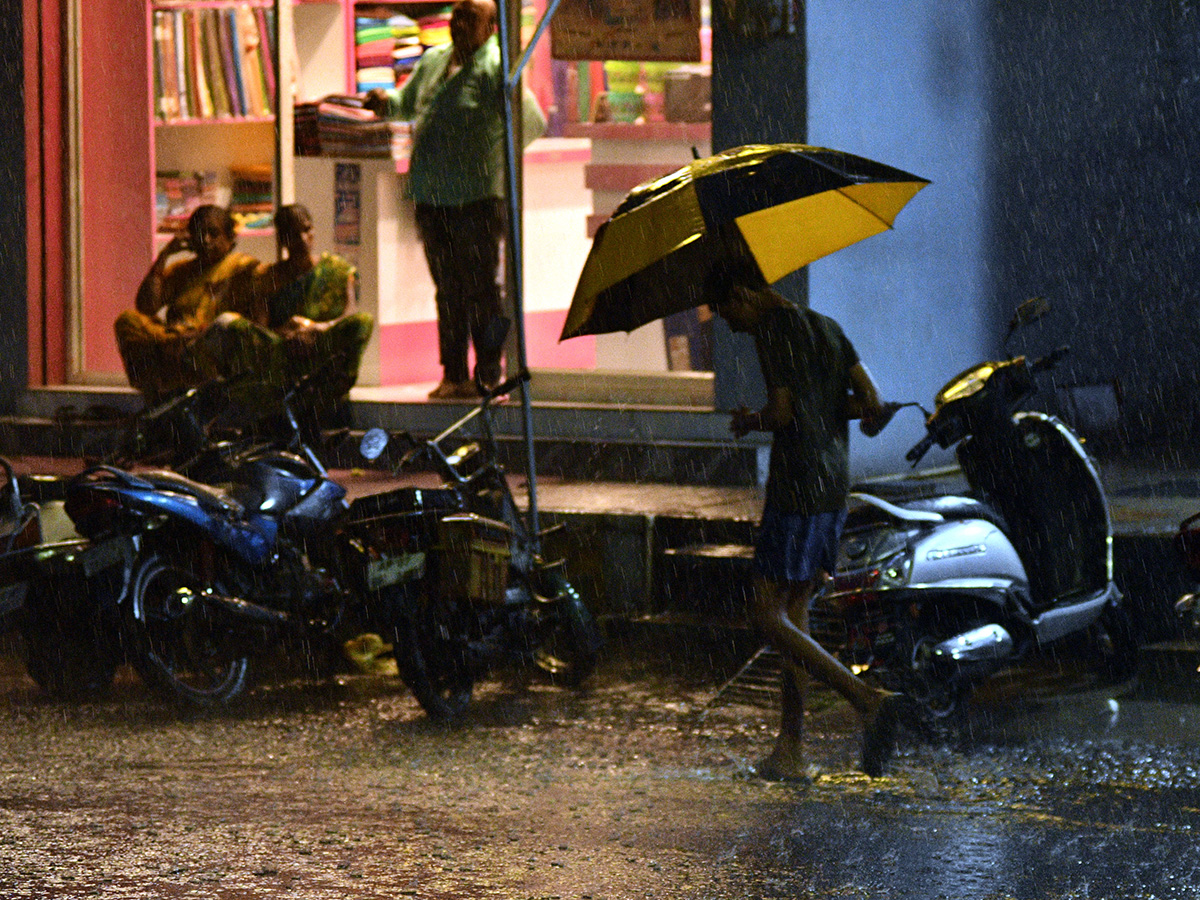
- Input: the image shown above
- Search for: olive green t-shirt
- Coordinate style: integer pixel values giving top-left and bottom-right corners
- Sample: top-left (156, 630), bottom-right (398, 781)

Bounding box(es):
top-left (753, 303), bottom-right (859, 515)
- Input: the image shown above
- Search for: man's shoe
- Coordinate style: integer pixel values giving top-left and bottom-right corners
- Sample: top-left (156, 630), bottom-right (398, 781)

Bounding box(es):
top-left (429, 379), bottom-right (473, 400)
top-left (861, 693), bottom-right (904, 778)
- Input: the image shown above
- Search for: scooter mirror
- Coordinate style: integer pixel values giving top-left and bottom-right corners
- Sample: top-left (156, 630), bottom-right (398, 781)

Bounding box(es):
top-left (360, 428), bottom-right (390, 461)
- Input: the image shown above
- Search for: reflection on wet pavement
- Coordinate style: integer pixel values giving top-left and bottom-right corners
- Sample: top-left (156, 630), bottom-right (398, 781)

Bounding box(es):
top-left (0, 654), bottom-right (1197, 899)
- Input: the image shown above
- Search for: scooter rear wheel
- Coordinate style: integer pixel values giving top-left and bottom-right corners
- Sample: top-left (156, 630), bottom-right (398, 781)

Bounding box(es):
top-left (889, 622), bottom-right (974, 740)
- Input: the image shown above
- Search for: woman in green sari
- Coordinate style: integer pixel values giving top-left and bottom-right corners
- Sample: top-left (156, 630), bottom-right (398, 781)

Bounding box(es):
top-left (201, 204), bottom-right (374, 407)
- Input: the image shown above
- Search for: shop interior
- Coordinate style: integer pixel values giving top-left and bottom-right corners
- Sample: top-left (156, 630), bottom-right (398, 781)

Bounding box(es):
top-left (62, 0), bottom-right (714, 407)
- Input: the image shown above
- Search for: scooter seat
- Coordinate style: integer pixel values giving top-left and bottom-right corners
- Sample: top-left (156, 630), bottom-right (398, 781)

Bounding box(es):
top-left (901, 495), bottom-right (1009, 531)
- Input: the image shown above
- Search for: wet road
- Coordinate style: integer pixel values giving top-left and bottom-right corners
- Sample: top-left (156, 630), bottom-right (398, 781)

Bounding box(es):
top-left (0, 649), bottom-right (1198, 899)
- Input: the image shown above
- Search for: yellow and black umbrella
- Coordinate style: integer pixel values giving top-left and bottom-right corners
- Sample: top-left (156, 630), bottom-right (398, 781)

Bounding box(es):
top-left (561, 143), bottom-right (929, 340)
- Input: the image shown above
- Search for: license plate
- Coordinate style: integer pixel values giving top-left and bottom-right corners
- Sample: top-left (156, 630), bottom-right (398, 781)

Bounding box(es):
top-left (367, 551), bottom-right (425, 591)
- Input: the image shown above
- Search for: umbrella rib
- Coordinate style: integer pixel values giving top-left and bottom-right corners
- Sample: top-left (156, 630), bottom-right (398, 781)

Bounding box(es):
top-left (802, 152), bottom-right (924, 231)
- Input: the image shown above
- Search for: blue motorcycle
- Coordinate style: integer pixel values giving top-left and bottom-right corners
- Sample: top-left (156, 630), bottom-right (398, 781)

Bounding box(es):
top-left (63, 386), bottom-right (355, 705)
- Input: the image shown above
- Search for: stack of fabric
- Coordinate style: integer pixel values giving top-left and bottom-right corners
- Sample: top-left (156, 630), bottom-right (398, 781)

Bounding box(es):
top-left (302, 95), bottom-right (392, 157)
top-left (230, 165), bottom-right (273, 216)
top-left (391, 14), bottom-right (422, 87)
top-left (416, 10), bottom-right (452, 48)
top-left (294, 101), bottom-right (321, 155)
top-left (356, 15), bottom-right (398, 92)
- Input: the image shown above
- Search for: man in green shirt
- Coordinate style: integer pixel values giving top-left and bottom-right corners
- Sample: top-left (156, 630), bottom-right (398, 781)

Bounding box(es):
top-left (366, 0), bottom-right (546, 400)
top-left (711, 262), bottom-right (906, 779)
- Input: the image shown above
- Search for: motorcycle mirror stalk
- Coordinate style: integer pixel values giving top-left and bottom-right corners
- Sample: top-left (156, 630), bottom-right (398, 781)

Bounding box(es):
top-left (1003, 295), bottom-right (1050, 348)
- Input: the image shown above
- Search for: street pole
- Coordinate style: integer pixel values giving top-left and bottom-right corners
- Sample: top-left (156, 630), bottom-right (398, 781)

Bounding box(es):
top-left (497, 0), bottom-right (563, 548)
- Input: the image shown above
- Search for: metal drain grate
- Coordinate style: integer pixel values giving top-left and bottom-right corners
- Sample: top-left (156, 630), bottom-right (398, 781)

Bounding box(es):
top-left (705, 645), bottom-right (782, 709)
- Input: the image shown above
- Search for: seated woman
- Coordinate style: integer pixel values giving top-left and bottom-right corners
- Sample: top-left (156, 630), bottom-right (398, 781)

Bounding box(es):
top-left (201, 204), bottom-right (373, 410)
top-left (115, 205), bottom-right (259, 404)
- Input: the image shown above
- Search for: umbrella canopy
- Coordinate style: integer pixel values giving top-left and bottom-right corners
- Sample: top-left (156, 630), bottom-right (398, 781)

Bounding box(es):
top-left (561, 143), bottom-right (930, 340)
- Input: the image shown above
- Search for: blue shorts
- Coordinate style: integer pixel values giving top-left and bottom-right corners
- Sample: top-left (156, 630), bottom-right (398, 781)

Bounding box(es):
top-left (753, 507), bottom-right (848, 584)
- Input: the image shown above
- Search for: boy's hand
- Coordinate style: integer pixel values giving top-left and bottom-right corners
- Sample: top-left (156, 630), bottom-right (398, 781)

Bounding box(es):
top-left (860, 400), bottom-right (901, 437)
top-left (730, 407), bottom-right (756, 438)
top-left (363, 89), bottom-right (390, 117)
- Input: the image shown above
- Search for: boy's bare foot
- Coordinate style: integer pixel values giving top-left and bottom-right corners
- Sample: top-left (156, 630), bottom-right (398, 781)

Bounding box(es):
top-left (861, 692), bottom-right (907, 777)
top-left (752, 747), bottom-right (816, 784)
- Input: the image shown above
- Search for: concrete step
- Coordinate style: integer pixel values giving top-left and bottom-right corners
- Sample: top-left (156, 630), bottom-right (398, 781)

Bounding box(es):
top-left (0, 411), bottom-right (762, 488)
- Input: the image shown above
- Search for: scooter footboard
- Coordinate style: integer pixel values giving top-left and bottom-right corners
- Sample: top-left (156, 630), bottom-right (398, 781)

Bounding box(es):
top-left (1030, 583), bottom-right (1118, 645)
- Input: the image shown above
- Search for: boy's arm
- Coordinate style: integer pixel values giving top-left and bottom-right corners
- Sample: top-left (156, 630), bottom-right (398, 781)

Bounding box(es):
top-left (731, 386), bottom-right (793, 437)
top-left (847, 362), bottom-right (897, 437)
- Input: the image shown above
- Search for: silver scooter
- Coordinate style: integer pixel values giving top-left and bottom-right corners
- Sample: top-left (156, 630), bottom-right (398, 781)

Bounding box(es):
top-left (810, 299), bottom-right (1137, 734)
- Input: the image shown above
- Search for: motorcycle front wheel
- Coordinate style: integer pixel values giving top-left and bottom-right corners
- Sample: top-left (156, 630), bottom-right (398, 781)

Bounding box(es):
top-left (533, 587), bottom-right (602, 688)
top-left (394, 615), bottom-right (475, 720)
top-left (124, 551), bottom-right (252, 707)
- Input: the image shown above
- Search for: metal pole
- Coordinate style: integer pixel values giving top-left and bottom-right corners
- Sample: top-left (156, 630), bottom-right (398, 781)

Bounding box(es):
top-left (273, 0), bottom-right (294, 209)
top-left (496, 0), bottom-right (540, 545)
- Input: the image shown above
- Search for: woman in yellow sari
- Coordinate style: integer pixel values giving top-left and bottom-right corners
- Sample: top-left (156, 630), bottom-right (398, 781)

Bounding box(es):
top-left (115, 205), bottom-right (259, 403)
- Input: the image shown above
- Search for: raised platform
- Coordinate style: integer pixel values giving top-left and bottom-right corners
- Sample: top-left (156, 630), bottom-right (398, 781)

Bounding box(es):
top-left (2, 375), bottom-right (763, 487)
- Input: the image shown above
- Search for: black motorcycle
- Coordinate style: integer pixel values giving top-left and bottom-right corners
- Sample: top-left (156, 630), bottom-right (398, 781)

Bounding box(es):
top-left (358, 371), bottom-right (603, 719)
top-left (0, 458), bottom-right (131, 698)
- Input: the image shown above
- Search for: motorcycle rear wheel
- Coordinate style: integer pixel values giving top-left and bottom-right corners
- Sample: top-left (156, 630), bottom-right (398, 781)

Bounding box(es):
top-left (395, 617), bottom-right (475, 720)
top-left (124, 551), bottom-right (252, 707)
top-left (533, 589), bottom-right (601, 688)
top-left (20, 575), bottom-right (117, 699)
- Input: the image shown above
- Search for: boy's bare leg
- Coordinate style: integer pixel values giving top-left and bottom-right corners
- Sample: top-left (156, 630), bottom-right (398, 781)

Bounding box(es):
top-left (750, 575), bottom-right (894, 778)
top-left (755, 580), bottom-right (812, 779)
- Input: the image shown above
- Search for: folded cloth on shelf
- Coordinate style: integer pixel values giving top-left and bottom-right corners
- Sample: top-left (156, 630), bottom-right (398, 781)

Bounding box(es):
top-left (355, 22), bottom-right (395, 44)
top-left (356, 38), bottom-right (396, 60)
top-left (356, 67), bottom-right (397, 90)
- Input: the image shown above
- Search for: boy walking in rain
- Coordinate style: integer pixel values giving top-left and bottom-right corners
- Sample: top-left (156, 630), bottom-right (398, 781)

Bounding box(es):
top-left (709, 261), bottom-right (907, 779)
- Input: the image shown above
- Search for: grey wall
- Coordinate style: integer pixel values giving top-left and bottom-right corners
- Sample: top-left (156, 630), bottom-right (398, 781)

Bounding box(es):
top-left (712, 0), bottom-right (994, 476)
top-left (0, 0), bottom-right (25, 413)
top-left (987, 1), bottom-right (1200, 457)
top-left (712, 0), bottom-right (1200, 472)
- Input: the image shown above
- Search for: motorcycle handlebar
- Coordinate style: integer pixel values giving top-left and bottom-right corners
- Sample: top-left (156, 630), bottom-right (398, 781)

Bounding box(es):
top-left (905, 433), bottom-right (935, 466)
top-left (483, 369), bottom-right (531, 403)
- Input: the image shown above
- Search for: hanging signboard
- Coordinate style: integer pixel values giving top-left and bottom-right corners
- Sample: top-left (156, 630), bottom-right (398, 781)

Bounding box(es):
top-left (550, 0), bottom-right (702, 61)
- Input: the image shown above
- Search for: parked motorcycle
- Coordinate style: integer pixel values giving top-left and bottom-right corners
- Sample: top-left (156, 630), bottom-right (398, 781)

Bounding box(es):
top-left (0, 458), bottom-right (131, 698)
top-left (62, 380), bottom-right (360, 705)
top-left (809, 298), bottom-right (1138, 735)
top-left (60, 371), bottom-right (600, 712)
top-left (357, 371), bottom-right (602, 719)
